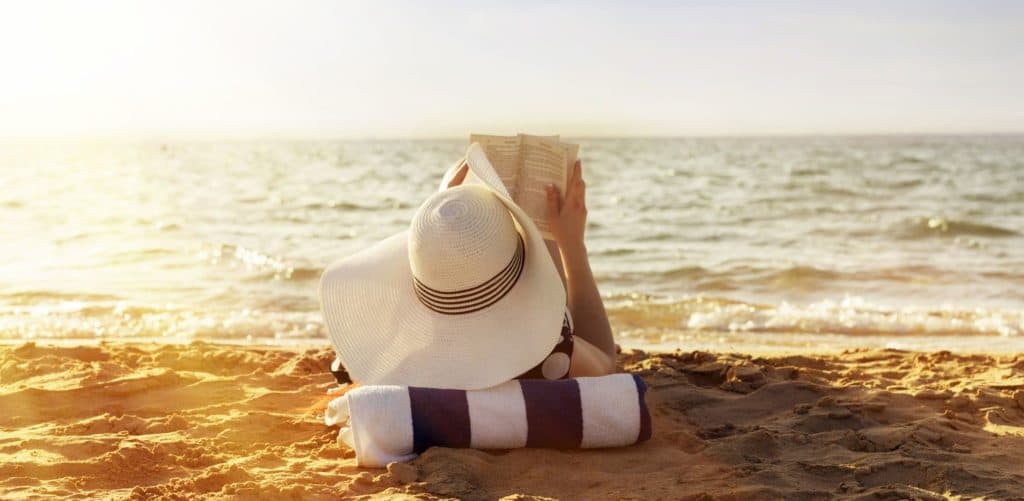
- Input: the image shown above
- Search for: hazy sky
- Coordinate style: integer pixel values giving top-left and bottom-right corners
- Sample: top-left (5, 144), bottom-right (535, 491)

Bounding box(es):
top-left (1, 0), bottom-right (1021, 138)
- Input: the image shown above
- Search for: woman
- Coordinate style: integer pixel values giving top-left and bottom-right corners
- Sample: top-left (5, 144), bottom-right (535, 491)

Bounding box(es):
top-left (320, 144), bottom-right (615, 390)
top-left (444, 157), bottom-right (617, 378)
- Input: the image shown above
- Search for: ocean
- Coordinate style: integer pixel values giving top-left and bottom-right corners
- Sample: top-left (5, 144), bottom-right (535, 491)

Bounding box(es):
top-left (2, 136), bottom-right (1022, 353)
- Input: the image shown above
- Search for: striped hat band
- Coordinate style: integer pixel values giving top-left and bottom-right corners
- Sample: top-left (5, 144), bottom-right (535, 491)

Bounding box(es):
top-left (413, 234), bottom-right (525, 315)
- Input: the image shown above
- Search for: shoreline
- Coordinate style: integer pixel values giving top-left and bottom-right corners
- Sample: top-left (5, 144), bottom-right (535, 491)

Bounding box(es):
top-left (4, 334), bottom-right (1024, 357)
top-left (2, 342), bottom-right (1023, 498)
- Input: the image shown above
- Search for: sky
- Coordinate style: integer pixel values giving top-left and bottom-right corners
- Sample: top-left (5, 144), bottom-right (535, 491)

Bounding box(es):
top-left (0, 0), bottom-right (1021, 138)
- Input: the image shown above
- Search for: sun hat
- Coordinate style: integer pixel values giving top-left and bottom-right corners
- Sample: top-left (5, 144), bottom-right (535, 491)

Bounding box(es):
top-left (319, 143), bottom-right (566, 390)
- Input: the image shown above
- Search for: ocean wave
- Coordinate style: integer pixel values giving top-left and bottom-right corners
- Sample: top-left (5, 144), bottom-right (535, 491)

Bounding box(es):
top-left (303, 197), bottom-right (413, 211)
top-left (661, 265), bottom-right (710, 280)
top-left (104, 247), bottom-right (180, 264)
top-left (0, 290), bottom-right (123, 305)
top-left (0, 299), bottom-right (172, 319)
top-left (796, 182), bottom-right (861, 198)
top-left (759, 265), bottom-right (843, 285)
top-left (156, 222), bottom-right (182, 232)
top-left (602, 263), bottom-right (965, 292)
top-left (593, 247), bottom-right (636, 257)
top-left (606, 294), bottom-right (1024, 337)
top-left (893, 217), bottom-right (1018, 239)
top-left (243, 266), bottom-right (323, 282)
top-left (285, 267), bottom-right (324, 281)
top-left (963, 191), bottom-right (1024, 204)
top-left (2, 293), bottom-right (1022, 348)
top-left (0, 306), bottom-right (324, 342)
top-left (198, 244), bottom-right (321, 281)
top-left (681, 264), bottom-right (842, 289)
top-left (888, 154), bottom-right (931, 166)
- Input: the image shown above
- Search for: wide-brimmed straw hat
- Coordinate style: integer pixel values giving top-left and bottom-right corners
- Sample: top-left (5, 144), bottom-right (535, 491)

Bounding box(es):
top-left (319, 143), bottom-right (566, 390)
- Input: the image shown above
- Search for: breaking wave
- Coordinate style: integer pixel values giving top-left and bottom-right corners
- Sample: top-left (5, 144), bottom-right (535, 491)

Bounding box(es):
top-left (607, 294), bottom-right (1023, 338)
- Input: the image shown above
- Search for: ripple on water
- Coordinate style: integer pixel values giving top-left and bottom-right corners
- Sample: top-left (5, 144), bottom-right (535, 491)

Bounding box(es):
top-left (892, 217), bottom-right (1018, 239)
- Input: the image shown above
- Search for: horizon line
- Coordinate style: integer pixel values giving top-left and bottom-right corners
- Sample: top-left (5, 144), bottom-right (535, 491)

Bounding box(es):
top-left (3, 131), bottom-right (1024, 143)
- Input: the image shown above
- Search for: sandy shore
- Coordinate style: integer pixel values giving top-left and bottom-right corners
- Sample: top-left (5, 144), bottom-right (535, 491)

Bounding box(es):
top-left (2, 342), bottom-right (1023, 499)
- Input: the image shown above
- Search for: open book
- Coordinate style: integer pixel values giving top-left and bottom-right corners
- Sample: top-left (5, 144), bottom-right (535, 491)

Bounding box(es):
top-left (469, 133), bottom-right (579, 239)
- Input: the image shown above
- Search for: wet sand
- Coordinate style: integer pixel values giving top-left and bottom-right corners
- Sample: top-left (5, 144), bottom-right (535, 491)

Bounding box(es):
top-left (2, 342), bottom-right (1023, 499)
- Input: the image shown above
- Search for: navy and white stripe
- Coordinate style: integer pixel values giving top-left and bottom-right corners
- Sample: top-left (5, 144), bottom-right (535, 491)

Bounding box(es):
top-left (325, 373), bottom-right (653, 467)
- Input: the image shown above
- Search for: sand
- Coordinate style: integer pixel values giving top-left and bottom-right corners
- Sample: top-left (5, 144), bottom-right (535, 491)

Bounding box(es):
top-left (2, 342), bottom-right (1024, 500)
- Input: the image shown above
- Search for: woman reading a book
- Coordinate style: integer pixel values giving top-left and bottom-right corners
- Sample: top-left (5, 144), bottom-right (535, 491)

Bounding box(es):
top-left (445, 157), bottom-right (617, 378)
top-left (320, 144), bottom-right (616, 392)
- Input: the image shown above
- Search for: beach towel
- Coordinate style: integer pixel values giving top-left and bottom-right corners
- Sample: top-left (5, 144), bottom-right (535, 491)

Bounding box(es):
top-left (324, 373), bottom-right (653, 467)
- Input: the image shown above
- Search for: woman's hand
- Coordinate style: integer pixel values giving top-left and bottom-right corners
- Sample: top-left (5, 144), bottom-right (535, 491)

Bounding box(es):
top-left (545, 160), bottom-right (587, 249)
top-left (446, 161), bottom-right (469, 189)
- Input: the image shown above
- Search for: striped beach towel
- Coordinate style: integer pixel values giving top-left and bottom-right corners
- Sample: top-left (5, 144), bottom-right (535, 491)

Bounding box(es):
top-left (325, 373), bottom-right (653, 467)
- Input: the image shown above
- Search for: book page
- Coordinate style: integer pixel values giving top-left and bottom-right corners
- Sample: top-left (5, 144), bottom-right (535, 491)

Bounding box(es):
top-left (561, 142), bottom-right (579, 188)
top-left (469, 134), bottom-right (522, 197)
top-left (518, 134), bottom-right (568, 238)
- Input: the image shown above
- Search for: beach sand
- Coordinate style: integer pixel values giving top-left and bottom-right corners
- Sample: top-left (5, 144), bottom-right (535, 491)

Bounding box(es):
top-left (2, 342), bottom-right (1023, 499)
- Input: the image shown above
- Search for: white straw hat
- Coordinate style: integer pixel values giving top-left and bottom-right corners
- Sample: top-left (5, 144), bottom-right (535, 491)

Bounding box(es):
top-left (319, 143), bottom-right (566, 390)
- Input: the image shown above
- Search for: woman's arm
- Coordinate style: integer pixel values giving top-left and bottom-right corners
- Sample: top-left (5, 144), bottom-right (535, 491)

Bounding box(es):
top-left (569, 337), bottom-right (616, 376)
top-left (546, 161), bottom-right (618, 365)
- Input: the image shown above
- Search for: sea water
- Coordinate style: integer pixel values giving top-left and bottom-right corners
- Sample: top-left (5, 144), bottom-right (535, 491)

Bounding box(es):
top-left (1, 136), bottom-right (1022, 353)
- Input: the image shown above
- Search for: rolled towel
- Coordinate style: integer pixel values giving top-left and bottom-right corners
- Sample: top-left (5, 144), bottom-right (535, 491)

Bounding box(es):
top-left (325, 373), bottom-right (652, 467)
